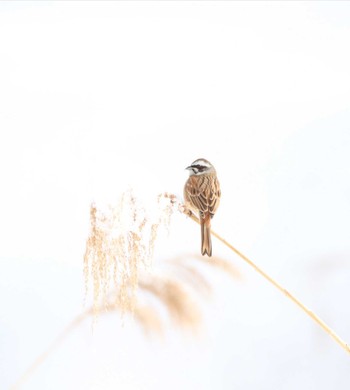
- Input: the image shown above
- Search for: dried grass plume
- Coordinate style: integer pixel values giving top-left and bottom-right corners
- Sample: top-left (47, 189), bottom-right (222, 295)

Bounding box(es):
top-left (83, 190), bottom-right (175, 317)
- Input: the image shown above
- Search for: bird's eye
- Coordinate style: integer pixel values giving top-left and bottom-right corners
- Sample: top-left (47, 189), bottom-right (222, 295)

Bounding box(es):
top-left (194, 165), bottom-right (206, 172)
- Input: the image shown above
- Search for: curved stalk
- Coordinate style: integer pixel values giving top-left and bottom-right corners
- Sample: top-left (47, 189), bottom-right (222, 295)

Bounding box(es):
top-left (178, 200), bottom-right (350, 355)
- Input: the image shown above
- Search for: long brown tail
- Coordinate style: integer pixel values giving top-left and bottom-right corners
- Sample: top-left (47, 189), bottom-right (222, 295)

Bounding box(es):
top-left (200, 215), bottom-right (212, 256)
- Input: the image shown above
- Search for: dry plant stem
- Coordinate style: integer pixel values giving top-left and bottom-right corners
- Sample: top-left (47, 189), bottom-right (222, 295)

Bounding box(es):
top-left (182, 206), bottom-right (350, 355)
top-left (11, 312), bottom-right (88, 390)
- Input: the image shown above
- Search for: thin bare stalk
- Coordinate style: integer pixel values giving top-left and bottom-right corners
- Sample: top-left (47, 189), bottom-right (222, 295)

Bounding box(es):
top-left (177, 199), bottom-right (350, 355)
top-left (11, 312), bottom-right (89, 390)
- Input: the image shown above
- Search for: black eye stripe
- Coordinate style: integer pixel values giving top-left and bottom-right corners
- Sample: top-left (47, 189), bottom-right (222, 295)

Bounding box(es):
top-left (192, 164), bottom-right (207, 172)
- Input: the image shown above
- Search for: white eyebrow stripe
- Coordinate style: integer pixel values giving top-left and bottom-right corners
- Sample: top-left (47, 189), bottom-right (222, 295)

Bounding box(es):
top-left (192, 159), bottom-right (210, 168)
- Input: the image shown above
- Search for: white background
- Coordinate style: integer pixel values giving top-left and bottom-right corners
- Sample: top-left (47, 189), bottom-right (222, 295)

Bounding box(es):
top-left (1, 2), bottom-right (350, 389)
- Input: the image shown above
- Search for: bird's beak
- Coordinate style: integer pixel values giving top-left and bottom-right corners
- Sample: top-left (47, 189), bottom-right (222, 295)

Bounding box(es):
top-left (185, 166), bottom-right (192, 170)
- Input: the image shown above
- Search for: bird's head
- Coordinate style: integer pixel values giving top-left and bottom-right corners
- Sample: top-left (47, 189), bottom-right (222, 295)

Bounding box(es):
top-left (186, 158), bottom-right (215, 176)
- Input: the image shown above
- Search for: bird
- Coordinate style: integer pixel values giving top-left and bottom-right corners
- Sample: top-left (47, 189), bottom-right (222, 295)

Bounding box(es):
top-left (184, 158), bottom-right (221, 256)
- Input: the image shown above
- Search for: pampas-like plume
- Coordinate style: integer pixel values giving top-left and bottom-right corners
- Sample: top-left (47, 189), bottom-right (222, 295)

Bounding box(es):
top-left (12, 191), bottom-right (239, 389)
top-left (83, 190), bottom-right (175, 317)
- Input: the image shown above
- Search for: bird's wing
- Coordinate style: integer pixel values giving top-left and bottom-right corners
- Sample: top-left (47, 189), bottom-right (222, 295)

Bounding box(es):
top-left (208, 176), bottom-right (221, 216)
top-left (185, 175), bottom-right (221, 218)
